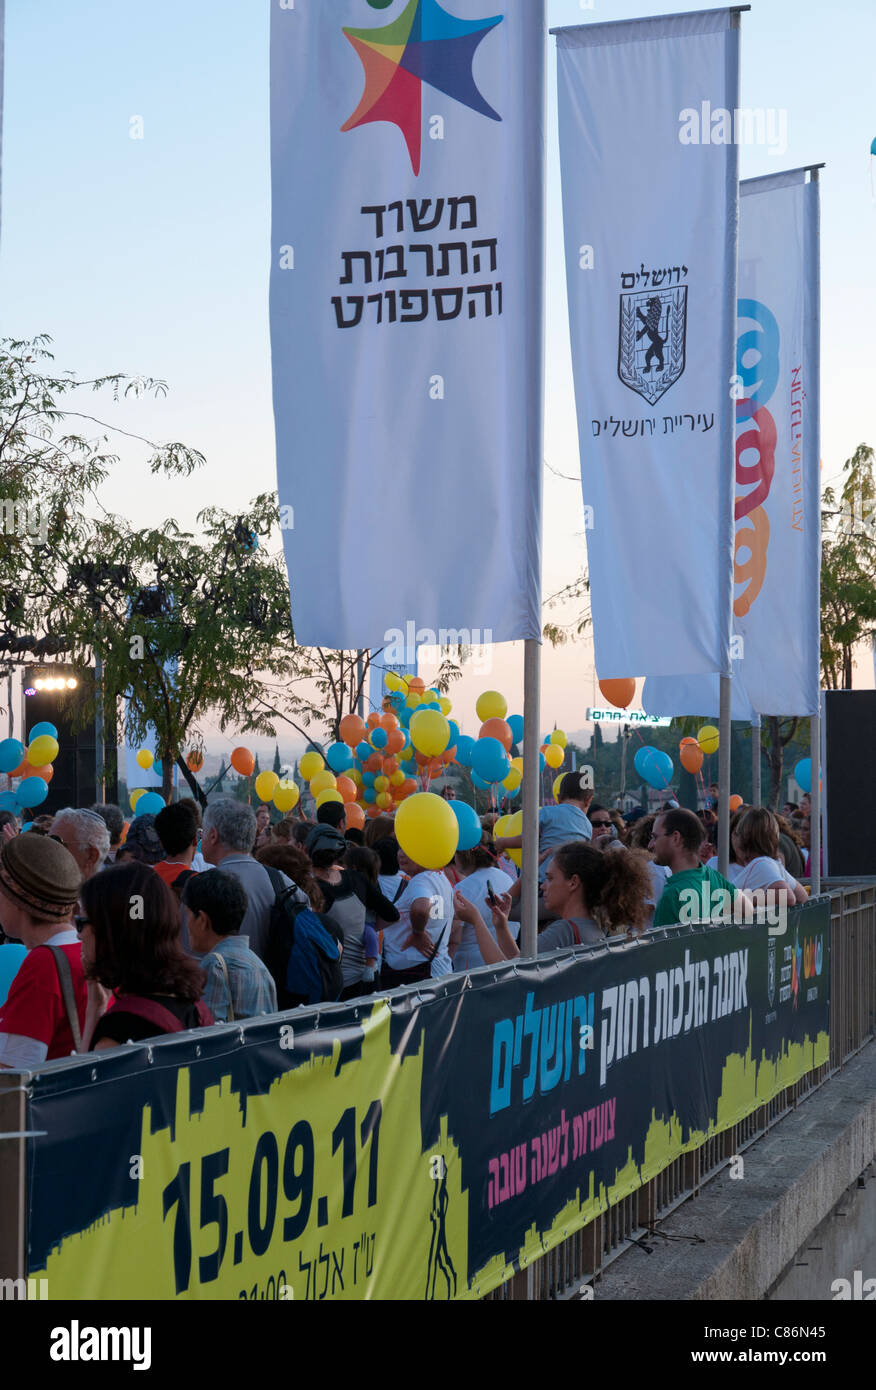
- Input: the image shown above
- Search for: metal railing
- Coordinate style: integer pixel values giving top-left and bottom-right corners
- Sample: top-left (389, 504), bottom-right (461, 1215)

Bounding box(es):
top-left (486, 884), bottom-right (875, 1300)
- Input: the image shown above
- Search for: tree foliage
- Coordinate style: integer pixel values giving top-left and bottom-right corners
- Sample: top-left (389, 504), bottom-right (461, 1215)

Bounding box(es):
top-left (821, 444), bottom-right (876, 690)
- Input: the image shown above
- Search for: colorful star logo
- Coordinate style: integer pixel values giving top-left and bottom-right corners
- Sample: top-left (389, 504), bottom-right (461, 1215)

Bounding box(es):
top-left (341, 0), bottom-right (504, 175)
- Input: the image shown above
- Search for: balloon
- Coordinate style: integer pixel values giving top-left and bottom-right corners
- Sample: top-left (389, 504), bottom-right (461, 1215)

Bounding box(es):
top-left (230, 747), bottom-right (255, 776)
top-left (510, 756), bottom-right (524, 774)
top-left (384, 673), bottom-right (401, 692)
top-left (476, 691), bottom-right (508, 722)
top-left (395, 792), bottom-right (459, 869)
top-left (505, 810), bottom-right (523, 867)
top-left (599, 678), bottom-right (636, 710)
top-left (447, 720), bottom-right (461, 745)
top-left (299, 751), bottom-right (324, 781)
top-left (310, 770), bottom-right (337, 797)
top-left (456, 735), bottom-right (475, 767)
top-left (28, 764), bottom-right (53, 784)
top-left (471, 737), bottom-right (511, 785)
top-left (136, 791), bottom-right (165, 817)
top-left (369, 727), bottom-right (388, 750)
top-left (362, 772), bottom-right (376, 788)
top-left (386, 729), bottom-right (405, 755)
top-left (641, 749), bottom-right (674, 790)
top-left (479, 717), bottom-right (513, 751)
top-left (507, 714), bottom-right (524, 745)
top-left (552, 773), bottom-right (566, 802)
top-left (698, 725), bottom-right (720, 755)
top-left (794, 758), bottom-right (812, 794)
top-left (439, 697), bottom-right (453, 716)
top-left (729, 794), bottom-right (744, 812)
top-left (0, 739), bottom-right (24, 774)
top-left (153, 759), bottom-right (163, 778)
top-left (339, 714), bottom-right (367, 747)
top-left (549, 730), bottom-right (568, 749)
top-left (379, 711), bottom-right (399, 732)
top-left (390, 770), bottom-right (405, 788)
top-left (493, 814), bottom-right (511, 839)
top-left (375, 776), bottom-right (389, 792)
top-left (471, 771), bottom-right (491, 791)
top-left (356, 741), bottom-right (372, 762)
top-left (345, 803), bottom-right (365, 830)
top-left (326, 741), bottom-right (355, 774)
top-left (450, 800), bottom-right (482, 852)
top-left (0, 791), bottom-right (20, 813)
top-left (28, 735), bottom-right (59, 766)
top-left (365, 753), bottom-right (383, 773)
top-left (29, 722), bottom-right (58, 741)
top-left (680, 736), bottom-right (699, 747)
top-left (366, 712), bottom-right (381, 729)
top-left (255, 770), bottom-right (279, 802)
top-left (544, 744), bottom-right (564, 770)
top-left (316, 789), bottom-right (344, 808)
top-left (503, 768), bottom-right (522, 793)
top-left (363, 788), bottom-right (377, 804)
top-left (273, 781), bottom-right (300, 813)
top-left (336, 775), bottom-right (357, 803)
top-left (130, 788), bottom-right (146, 811)
top-left (136, 749), bottom-right (153, 770)
top-left (410, 709), bottom-right (451, 757)
top-left (405, 693), bottom-right (422, 709)
top-left (350, 769), bottom-right (363, 787)
top-left (376, 792), bottom-right (393, 810)
top-left (186, 750), bottom-right (204, 772)
top-left (9, 759), bottom-right (29, 779)
top-left (408, 677), bottom-right (425, 694)
top-left (680, 744), bottom-right (704, 775)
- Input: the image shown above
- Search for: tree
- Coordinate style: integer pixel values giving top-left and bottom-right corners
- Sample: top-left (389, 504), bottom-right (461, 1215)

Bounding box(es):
top-left (821, 444), bottom-right (876, 689)
top-left (272, 743), bottom-right (282, 777)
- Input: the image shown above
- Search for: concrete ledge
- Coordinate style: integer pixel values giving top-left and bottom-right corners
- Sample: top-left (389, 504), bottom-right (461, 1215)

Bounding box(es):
top-left (595, 1041), bottom-right (876, 1300)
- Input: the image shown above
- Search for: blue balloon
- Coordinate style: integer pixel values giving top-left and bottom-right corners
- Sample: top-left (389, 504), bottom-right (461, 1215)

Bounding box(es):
top-left (0, 790), bottom-right (20, 813)
top-left (21, 822), bottom-right (33, 832)
top-left (504, 780), bottom-right (521, 797)
top-left (326, 741), bottom-right (354, 774)
top-left (647, 750), bottom-right (674, 789)
top-left (633, 746), bottom-right (655, 779)
top-left (364, 788), bottom-right (377, 804)
top-left (362, 772), bottom-right (376, 787)
top-left (507, 714), bottom-right (524, 745)
top-left (456, 735), bottom-right (476, 768)
top-left (539, 752), bottom-right (546, 773)
top-left (29, 722), bottom-right (58, 741)
top-left (136, 792), bottom-right (165, 817)
top-left (450, 799), bottom-right (482, 852)
top-left (471, 737), bottom-right (511, 786)
top-left (356, 741), bottom-right (371, 763)
top-left (152, 760), bottom-right (162, 777)
top-left (471, 772), bottom-right (492, 791)
top-left (370, 727), bottom-right (388, 749)
top-left (17, 776), bottom-right (49, 809)
top-left (447, 720), bottom-right (461, 746)
top-left (794, 758), bottom-right (812, 794)
top-left (0, 739), bottom-right (24, 774)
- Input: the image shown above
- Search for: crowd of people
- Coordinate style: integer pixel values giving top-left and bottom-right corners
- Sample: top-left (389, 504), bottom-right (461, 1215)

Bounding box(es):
top-left (0, 772), bottom-right (811, 1066)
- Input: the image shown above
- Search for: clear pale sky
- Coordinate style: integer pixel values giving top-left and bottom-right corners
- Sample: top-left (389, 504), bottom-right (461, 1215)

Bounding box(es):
top-left (2, 0), bottom-right (874, 755)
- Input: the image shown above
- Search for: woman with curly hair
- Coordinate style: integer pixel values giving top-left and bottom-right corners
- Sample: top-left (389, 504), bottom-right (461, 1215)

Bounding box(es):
top-left (79, 862), bottom-right (212, 1050)
top-left (255, 842), bottom-right (325, 913)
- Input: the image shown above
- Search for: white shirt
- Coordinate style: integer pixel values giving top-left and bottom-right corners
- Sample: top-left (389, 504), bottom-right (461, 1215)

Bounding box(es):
top-left (382, 871), bottom-right (453, 977)
top-left (728, 856), bottom-right (789, 892)
top-left (453, 867), bottom-right (516, 972)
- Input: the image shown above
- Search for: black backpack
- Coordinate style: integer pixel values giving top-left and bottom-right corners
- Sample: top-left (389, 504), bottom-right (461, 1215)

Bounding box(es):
top-left (263, 867), bottom-right (344, 1009)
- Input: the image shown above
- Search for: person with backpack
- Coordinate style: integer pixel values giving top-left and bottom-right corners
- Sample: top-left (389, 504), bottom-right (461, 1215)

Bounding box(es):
top-left (78, 862), bottom-right (212, 1050)
top-left (202, 799), bottom-right (304, 961)
top-left (306, 826), bottom-right (400, 1000)
top-left (181, 870), bottom-right (277, 1022)
top-left (0, 833), bottom-right (87, 1067)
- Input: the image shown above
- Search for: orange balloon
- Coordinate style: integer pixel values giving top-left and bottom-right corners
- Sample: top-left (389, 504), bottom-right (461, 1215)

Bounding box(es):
top-left (679, 737), bottom-right (699, 748)
top-left (336, 776), bottom-right (357, 804)
top-left (599, 678), bottom-right (636, 710)
top-left (29, 764), bottom-right (53, 783)
top-left (186, 750), bottom-right (204, 772)
top-left (339, 714), bottom-right (367, 748)
top-left (345, 803), bottom-right (365, 829)
top-left (415, 751), bottom-right (430, 767)
top-left (427, 758), bottom-right (445, 778)
top-left (365, 752), bottom-right (383, 773)
top-left (121, 820), bottom-right (130, 843)
top-left (230, 747), bottom-right (255, 776)
top-left (442, 747), bottom-right (457, 764)
top-left (385, 729), bottom-right (405, 755)
top-left (366, 712), bottom-right (381, 730)
top-left (479, 718), bottom-right (513, 751)
top-left (379, 711), bottom-right (399, 732)
top-left (408, 677), bottom-right (425, 694)
top-left (680, 744), bottom-right (704, 775)
top-left (401, 778), bottom-right (418, 797)
top-left (10, 759), bottom-right (29, 779)
top-left (729, 794), bottom-right (743, 812)
top-left (366, 804), bottom-right (384, 819)
top-left (382, 757), bottom-right (399, 776)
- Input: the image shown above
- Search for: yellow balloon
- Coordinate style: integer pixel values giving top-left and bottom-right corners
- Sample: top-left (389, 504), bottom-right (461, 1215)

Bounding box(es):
top-left (130, 788), bottom-right (146, 811)
top-left (698, 725), bottom-right (720, 755)
top-left (135, 748), bottom-right (153, 770)
top-left (299, 751), bottom-right (325, 781)
top-left (552, 773), bottom-right (566, 802)
top-left (550, 730), bottom-right (568, 749)
top-left (28, 734), bottom-right (60, 765)
top-left (476, 691), bottom-right (508, 722)
top-left (385, 673), bottom-right (402, 692)
top-left (506, 809), bottom-right (523, 867)
top-left (390, 770), bottom-right (405, 788)
top-left (410, 709), bottom-right (451, 757)
top-left (376, 792), bottom-right (393, 809)
top-left (439, 697), bottom-right (452, 716)
top-left (374, 776), bottom-right (389, 792)
top-left (255, 770), bottom-right (279, 802)
top-left (310, 769), bottom-right (337, 797)
top-left (493, 815), bottom-right (511, 839)
top-left (316, 788), bottom-right (344, 808)
top-left (405, 692), bottom-right (422, 709)
top-left (350, 769), bottom-right (364, 787)
top-left (273, 781), bottom-right (300, 813)
top-left (510, 757), bottom-right (524, 775)
top-left (395, 792), bottom-right (459, 870)
top-left (545, 744), bottom-right (564, 769)
top-left (503, 769), bottom-right (522, 792)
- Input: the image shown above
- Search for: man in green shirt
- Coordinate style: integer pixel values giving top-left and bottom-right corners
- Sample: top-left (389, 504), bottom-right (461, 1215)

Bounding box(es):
top-left (649, 808), bottom-right (754, 928)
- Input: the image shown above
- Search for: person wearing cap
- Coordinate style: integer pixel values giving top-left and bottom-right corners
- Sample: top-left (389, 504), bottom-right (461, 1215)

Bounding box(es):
top-left (0, 834), bottom-right (87, 1067)
top-left (306, 825), bottom-right (399, 999)
top-left (116, 813), bottom-right (166, 867)
top-left (202, 798), bottom-right (304, 961)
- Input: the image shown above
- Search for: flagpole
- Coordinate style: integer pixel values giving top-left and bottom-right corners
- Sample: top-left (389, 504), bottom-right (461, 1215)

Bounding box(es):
top-left (717, 676), bottom-right (732, 876)
top-left (751, 715), bottom-right (761, 806)
top-left (808, 166), bottom-right (822, 895)
top-left (520, 639), bottom-right (541, 957)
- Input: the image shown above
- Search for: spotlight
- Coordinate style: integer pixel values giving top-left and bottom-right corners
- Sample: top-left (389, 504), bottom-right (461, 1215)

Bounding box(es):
top-left (66, 678), bottom-right (77, 689)
top-left (35, 679), bottom-right (45, 691)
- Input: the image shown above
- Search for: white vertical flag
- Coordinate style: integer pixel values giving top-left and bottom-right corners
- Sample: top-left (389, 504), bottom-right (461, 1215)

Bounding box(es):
top-left (556, 11), bottom-right (740, 679)
top-left (271, 0), bottom-right (545, 650)
top-left (643, 168), bottom-right (822, 719)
